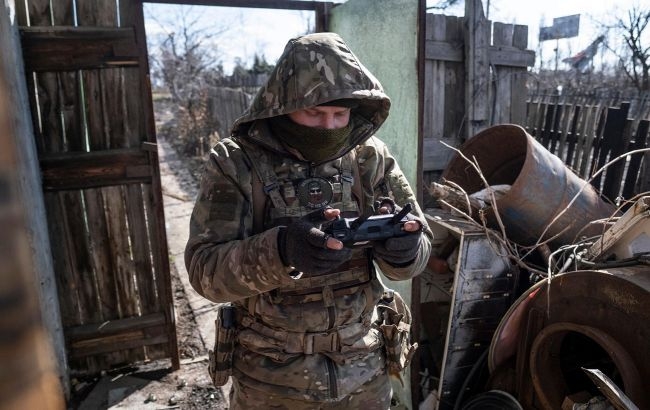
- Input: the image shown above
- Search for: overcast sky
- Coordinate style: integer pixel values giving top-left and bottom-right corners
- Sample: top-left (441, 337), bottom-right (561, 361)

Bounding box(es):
top-left (144, 0), bottom-right (647, 73)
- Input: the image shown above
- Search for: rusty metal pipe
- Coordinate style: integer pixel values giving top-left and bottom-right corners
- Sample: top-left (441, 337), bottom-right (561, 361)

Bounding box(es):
top-left (441, 124), bottom-right (616, 247)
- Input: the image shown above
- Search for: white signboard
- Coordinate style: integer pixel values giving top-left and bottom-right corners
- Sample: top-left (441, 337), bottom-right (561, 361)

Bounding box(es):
top-left (539, 14), bottom-right (580, 41)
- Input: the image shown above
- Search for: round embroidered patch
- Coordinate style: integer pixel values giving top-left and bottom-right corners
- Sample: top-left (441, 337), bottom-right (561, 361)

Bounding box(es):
top-left (297, 177), bottom-right (333, 209)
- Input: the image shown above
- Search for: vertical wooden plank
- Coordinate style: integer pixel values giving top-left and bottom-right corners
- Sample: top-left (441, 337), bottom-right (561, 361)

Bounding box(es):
top-left (140, 183), bottom-right (170, 360)
top-left (57, 189), bottom-right (105, 374)
top-left (603, 113), bottom-right (633, 200)
top-left (510, 25), bottom-right (528, 125)
top-left (622, 120), bottom-right (649, 199)
top-left (103, 186), bottom-right (139, 318)
top-left (119, 1), bottom-right (147, 149)
top-left (59, 71), bottom-right (85, 152)
top-left (26, 0), bottom-right (54, 26)
top-left (82, 189), bottom-right (117, 318)
top-left (555, 103), bottom-right (574, 161)
top-left (13, 0), bottom-right (28, 25)
top-left (32, 73), bottom-right (62, 153)
top-left (25, 0), bottom-right (73, 154)
top-left (564, 105), bottom-right (581, 167)
top-left (492, 23), bottom-right (514, 125)
top-left (43, 193), bottom-right (80, 327)
top-left (592, 104), bottom-right (608, 176)
top-left (578, 105), bottom-right (602, 178)
top-left (465, 0), bottom-right (489, 138)
top-left (592, 103), bottom-right (630, 198)
top-left (121, 0), bottom-right (179, 368)
top-left (428, 14), bottom-right (446, 144)
top-left (125, 184), bottom-right (157, 312)
top-left (103, 183), bottom-right (146, 365)
top-left (550, 104), bottom-right (565, 155)
top-left (524, 101), bottom-right (533, 134)
top-left (525, 98), bottom-right (542, 137)
top-left (589, 105), bottom-right (613, 191)
top-left (442, 17), bottom-right (466, 144)
top-left (44, 1), bottom-right (84, 153)
top-left (76, 0), bottom-right (121, 149)
top-left (59, 191), bottom-right (99, 320)
top-left (571, 104), bottom-right (590, 173)
top-left (422, 15), bottom-right (435, 172)
top-left (535, 102), bottom-right (548, 140)
top-left (120, 67), bottom-right (145, 148)
top-left (540, 102), bottom-right (557, 148)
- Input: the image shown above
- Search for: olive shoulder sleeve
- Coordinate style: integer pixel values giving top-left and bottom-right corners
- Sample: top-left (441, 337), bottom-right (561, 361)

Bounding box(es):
top-left (184, 139), bottom-right (296, 303)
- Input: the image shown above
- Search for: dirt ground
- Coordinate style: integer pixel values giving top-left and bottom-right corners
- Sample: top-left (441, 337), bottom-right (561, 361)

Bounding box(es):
top-left (68, 104), bottom-right (228, 410)
top-left (68, 263), bottom-right (228, 410)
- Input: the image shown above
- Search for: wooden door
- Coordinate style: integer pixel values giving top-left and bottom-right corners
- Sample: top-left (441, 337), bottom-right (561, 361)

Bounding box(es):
top-left (17, 0), bottom-right (179, 374)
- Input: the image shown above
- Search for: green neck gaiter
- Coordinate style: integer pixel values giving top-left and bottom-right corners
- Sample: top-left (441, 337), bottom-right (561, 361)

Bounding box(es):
top-left (268, 115), bottom-right (352, 163)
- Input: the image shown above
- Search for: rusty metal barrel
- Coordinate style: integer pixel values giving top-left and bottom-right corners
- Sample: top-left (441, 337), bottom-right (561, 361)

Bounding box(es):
top-left (441, 124), bottom-right (616, 247)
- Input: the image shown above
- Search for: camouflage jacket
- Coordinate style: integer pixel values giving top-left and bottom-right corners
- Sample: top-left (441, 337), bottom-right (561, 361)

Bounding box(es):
top-left (185, 32), bottom-right (432, 401)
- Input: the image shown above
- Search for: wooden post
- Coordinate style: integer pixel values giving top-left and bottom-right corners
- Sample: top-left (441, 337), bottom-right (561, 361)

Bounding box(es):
top-left (2, 0), bottom-right (69, 397)
top-left (464, 0), bottom-right (489, 139)
top-left (0, 24), bottom-right (66, 410)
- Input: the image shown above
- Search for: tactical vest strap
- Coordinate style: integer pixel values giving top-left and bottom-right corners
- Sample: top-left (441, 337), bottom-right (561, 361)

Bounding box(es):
top-left (251, 170), bottom-right (265, 234)
top-left (239, 312), bottom-right (372, 354)
top-left (242, 143), bottom-right (287, 209)
top-left (348, 148), bottom-right (364, 212)
top-left (340, 153), bottom-right (353, 206)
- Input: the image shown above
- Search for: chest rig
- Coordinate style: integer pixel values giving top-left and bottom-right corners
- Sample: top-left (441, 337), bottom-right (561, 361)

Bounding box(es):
top-left (244, 144), bottom-right (377, 309)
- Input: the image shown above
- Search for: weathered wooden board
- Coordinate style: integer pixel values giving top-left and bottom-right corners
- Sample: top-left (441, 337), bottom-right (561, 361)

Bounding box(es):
top-left (623, 120), bottom-right (650, 199)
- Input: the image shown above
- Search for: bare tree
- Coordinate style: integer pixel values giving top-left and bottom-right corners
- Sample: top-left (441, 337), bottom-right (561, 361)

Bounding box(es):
top-left (145, 5), bottom-right (228, 155)
top-left (614, 5), bottom-right (650, 91)
top-left (426, 0), bottom-right (462, 11)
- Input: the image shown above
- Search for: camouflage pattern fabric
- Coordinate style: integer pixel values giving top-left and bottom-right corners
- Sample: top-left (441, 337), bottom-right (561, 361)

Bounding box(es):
top-left (229, 371), bottom-right (392, 410)
top-left (185, 32), bottom-right (433, 404)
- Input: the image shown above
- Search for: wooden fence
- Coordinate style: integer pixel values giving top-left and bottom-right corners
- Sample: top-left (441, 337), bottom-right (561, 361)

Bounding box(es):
top-left (421, 0), bottom-right (535, 208)
top-left (207, 87), bottom-right (252, 141)
top-left (524, 99), bottom-right (650, 202)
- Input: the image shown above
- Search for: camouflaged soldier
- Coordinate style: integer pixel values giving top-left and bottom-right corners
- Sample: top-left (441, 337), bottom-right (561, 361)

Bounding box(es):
top-left (185, 32), bottom-right (433, 409)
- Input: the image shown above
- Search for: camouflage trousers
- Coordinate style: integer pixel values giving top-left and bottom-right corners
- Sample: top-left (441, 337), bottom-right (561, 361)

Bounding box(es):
top-left (228, 371), bottom-right (392, 409)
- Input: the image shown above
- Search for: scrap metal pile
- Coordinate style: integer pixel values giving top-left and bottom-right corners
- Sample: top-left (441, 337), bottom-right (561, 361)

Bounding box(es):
top-left (420, 124), bottom-right (649, 410)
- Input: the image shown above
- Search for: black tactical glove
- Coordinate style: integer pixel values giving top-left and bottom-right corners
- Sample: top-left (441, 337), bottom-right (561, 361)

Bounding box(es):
top-left (278, 208), bottom-right (352, 275)
top-left (373, 198), bottom-right (424, 267)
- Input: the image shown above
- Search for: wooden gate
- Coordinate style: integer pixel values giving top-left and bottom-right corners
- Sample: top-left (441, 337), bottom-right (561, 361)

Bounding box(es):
top-left (16, 0), bottom-right (179, 374)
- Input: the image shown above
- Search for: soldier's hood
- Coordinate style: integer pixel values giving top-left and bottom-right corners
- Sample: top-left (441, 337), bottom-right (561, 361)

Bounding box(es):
top-left (231, 32), bottom-right (391, 159)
